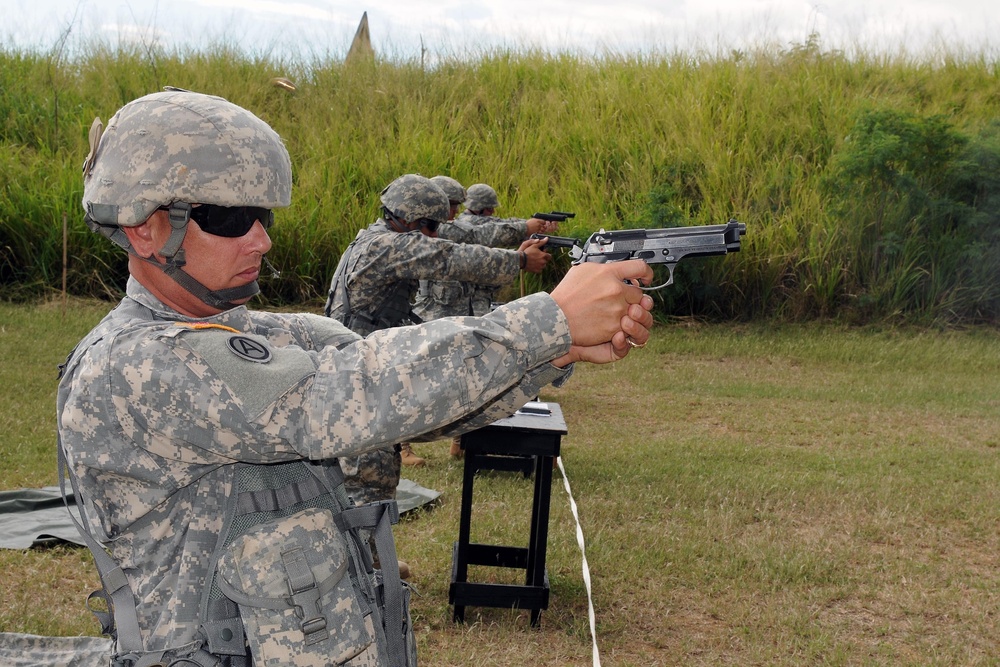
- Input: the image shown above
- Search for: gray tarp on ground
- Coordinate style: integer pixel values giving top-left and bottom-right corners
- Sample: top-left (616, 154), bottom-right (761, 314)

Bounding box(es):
top-left (0, 487), bottom-right (87, 549)
top-left (0, 481), bottom-right (441, 666)
top-left (0, 480), bottom-right (441, 550)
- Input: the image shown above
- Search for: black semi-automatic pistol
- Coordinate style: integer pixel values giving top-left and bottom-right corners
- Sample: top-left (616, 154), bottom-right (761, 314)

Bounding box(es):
top-left (572, 219), bottom-right (745, 289)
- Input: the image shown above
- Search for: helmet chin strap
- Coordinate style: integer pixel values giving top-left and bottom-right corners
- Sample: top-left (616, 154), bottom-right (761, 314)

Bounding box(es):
top-left (140, 202), bottom-right (262, 311)
top-left (383, 207), bottom-right (417, 233)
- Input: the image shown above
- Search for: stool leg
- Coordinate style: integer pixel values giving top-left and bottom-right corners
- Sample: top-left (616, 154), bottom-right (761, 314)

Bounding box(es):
top-left (526, 454), bottom-right (552, 588)
top-left (456, 448), bottom-right (476, 584)
top-left (451, 443), bottom-right (476, 624)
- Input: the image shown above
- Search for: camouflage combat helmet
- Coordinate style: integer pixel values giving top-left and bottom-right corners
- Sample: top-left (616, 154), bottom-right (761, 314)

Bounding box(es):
top-left (379, 174), bottom-right (450, 225)
top-left (463, 183), bottom-right (499, 212)
top-left (81, 88), bottom-right (293, 310)
top-left (429, 175), bottom-right (466, 205)
top-left (83, 88), bottom-right (291, 230)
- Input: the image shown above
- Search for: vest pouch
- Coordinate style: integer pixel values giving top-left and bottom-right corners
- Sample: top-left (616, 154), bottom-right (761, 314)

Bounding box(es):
top-left (428, 280), bottom-right (471, 308)
top-left (215, 507), bottom-right (382, 667)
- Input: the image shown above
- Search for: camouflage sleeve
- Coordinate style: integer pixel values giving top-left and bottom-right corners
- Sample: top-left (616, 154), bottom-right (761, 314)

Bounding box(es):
top-left (436, 219), bottom-right (477, 244)
top-left (288, 291), bottom-right (572, 459)
top-left (104, 293), bottom-right (571, 465)
top-left (409, 360), bottom-right (570, 442)
top-left (376, 231), bottom-right (520, 286)
top-left (439, 215), bottom-right (527, 247)
top-left (251, 311), bottom-right (360, 351)
top-left (469, 216), bottom-right (529, 247)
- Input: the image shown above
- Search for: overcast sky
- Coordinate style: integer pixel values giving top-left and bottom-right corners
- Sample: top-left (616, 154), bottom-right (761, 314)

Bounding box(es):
top-left (7, 0), bottom-right (998, 62)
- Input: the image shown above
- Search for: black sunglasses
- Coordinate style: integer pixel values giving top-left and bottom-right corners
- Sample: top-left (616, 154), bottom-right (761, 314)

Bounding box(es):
top-left (160, 204), bottom-right (274, 238)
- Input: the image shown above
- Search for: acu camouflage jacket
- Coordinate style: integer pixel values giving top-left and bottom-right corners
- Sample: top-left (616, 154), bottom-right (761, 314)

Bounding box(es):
top-left (57, 277), bottom-right (572, 653)
top-left (414, 213), bottom-right (531, 320)
top-left (326, 218), bottom-right (522, 334)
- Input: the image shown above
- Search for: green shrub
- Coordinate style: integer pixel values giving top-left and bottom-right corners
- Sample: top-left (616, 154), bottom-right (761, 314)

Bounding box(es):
top-left (825, 108), bottom-right (1000, 323)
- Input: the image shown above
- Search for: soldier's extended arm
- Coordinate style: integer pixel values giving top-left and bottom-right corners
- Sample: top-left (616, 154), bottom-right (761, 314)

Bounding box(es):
top-left (439, 214), bottom-right (528, 247)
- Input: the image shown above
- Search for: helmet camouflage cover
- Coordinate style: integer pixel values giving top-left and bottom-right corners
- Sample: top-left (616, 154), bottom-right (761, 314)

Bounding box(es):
top-left (463, 183), bottom-right (499, 211)
top-left (82, 89), bottom-right (292, 230)
top-left (429, 175), bottom-right (466, 205)
top-left (379, 174), bottom-right (449, 224)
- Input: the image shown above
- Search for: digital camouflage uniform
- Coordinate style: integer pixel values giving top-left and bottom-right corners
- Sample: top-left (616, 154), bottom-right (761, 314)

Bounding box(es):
top-left (413, 211), bottom-right (534, 319)
top-left (0, 633), bottom-right (113, 667)
top-left (325, 220), bottom-right (522, 332)
top-left (57, 91), bottom-right (576, 666)
top-left (58, 277), bottom-right (573, 660)
top-left (326, 217), bottom-right (524, 502)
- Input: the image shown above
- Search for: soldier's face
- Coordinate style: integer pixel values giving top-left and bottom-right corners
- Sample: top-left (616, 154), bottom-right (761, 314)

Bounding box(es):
top-left (181, 215), bottom-right (273, 295)
top-left (126, 209), bottom-right (273, 317)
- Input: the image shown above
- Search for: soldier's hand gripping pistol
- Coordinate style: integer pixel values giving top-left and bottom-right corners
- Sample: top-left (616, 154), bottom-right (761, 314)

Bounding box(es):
top-left (533, 219), bottom-right (746, 290)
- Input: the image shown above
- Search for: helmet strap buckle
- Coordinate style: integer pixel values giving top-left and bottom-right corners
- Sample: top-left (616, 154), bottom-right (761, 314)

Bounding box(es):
top-left (159, 203), bottom-right (192, 261)
top-left (166, 202), bottom-right (192, 230)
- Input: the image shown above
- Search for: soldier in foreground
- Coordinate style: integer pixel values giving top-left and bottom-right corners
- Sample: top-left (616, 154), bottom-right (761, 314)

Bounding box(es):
top-left (58, 89), bottom-right (654, 667)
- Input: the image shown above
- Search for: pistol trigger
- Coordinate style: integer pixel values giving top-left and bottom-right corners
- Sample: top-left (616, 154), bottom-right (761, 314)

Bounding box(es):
top-left (639, 264), bottom-right (675, 291)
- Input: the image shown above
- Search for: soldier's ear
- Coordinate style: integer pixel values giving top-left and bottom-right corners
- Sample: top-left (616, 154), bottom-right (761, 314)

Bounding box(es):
top-left (123, 214), bottom-right (161, 258)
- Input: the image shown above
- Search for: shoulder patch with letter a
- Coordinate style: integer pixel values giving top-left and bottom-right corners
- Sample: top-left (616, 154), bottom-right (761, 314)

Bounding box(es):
top-left (226, 335), bottom-right (272, 364)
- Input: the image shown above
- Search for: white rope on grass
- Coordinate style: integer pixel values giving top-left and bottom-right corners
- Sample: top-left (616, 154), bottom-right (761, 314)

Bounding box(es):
top-left (556, 455), bottom-right (601, 667)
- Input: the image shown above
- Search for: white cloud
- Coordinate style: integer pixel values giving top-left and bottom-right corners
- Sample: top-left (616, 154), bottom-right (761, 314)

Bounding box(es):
top-left (195, 0), bottom-right (343, 23)
top-left (5, 0), bottom-right (997, 59)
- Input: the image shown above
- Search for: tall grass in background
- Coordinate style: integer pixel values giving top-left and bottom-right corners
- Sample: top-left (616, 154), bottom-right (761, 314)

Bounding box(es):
top-left (2, 36), bottom-right (1000, 323)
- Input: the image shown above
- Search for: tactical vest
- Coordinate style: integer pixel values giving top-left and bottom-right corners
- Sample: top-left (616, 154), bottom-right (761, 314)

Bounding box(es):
top-left (325, 233), bottom-right (420, 336)
top-left (59, 451), bottom-right (415, 667)
top-left (57, 308), bottom-right (416, 667)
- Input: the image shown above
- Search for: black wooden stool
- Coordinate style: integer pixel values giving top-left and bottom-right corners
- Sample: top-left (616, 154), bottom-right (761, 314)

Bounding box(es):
top-left (449, 402), bottom-right (567, 626)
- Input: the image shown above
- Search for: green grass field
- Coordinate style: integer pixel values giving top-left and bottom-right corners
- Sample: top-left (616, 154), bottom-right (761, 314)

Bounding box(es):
top-left (2, 299), bottom-right (998, 665)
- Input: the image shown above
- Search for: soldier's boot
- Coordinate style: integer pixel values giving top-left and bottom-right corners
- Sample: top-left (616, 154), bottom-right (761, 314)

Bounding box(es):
top-left (399, 443), bottom-right (425, 467)
top-left (373, 554), bottom-right (412, 580)
top-left (449, 437), bottom-right (463, 459)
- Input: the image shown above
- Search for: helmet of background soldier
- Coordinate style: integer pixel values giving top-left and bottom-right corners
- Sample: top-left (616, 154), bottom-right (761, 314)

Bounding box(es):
top-left (379, 174), bottom-right (450, 224)
top-left (82, 88), bottom-right (292, 242)
top-left (463, 183), bottom-right (500, 212)
top-left (430, 175), bottom-right (467, 205)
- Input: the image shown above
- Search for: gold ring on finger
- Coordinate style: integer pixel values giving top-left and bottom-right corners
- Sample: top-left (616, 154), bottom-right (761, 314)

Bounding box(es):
top-left (626, 336), bottom-right (646, 349)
